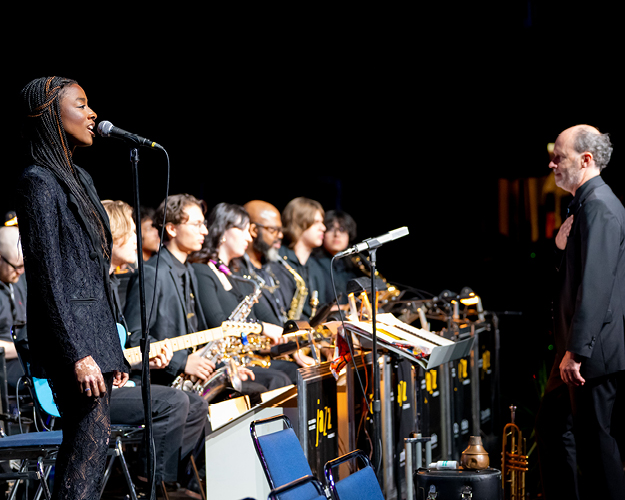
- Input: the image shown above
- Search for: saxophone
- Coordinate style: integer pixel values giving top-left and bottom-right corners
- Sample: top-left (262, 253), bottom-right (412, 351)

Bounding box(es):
top-left (190, 273), bottom-right (265, 401)
top-left (171, 272), bottom-right (264, 402)
top-left (277, 256), bottom-right (308, 320)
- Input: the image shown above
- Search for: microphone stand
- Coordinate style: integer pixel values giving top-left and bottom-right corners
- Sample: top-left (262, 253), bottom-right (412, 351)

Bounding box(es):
top-left (368, 247), bottom-right (383, 485)
top-left (130, 147), bottom-right (156, 500)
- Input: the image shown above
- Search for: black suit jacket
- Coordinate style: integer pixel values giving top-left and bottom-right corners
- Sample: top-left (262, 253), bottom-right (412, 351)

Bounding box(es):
top-left (554, 176), bottom-right (625, 380)
top-left (124, 248), bottom-right (207, 385)
top-left (15, 165), bottom-right (127, 378)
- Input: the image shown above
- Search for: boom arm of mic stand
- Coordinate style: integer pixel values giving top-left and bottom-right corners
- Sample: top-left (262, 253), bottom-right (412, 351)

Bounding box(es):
top-left (130, 148), bottom-right (156, 500)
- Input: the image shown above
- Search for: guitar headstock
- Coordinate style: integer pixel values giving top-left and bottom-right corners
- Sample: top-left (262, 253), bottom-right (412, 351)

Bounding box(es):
top-left (221, 320), bottom-right (264, 336)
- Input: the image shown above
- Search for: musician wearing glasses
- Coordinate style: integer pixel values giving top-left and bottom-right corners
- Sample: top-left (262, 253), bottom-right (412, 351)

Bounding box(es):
top-left (313, 210), bottom-right (361, 304)
top-left (102, 199), bottom-right (209, 494)
top-left (189, 202), bottom-right (301, 388)
top-left (0, 225), bottom-right (27, 389)
top-left (237, 200), bottom-right (293, 325)
top-left (123, 194), bottom-right (217, 386)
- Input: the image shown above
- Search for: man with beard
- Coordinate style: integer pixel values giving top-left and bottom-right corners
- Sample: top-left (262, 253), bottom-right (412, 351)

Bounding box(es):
top-left (536, 124), bottom-right (625, 499)
top-left (236, 200), bottom-right (315, 370)
top-left (237, 200), bottom-right (293, 325)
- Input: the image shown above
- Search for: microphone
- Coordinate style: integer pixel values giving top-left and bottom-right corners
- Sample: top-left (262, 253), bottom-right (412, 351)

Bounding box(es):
top-left (334, 226), bottom-right (409, 258)
top-left (97, 121), bottom-right (164, 151)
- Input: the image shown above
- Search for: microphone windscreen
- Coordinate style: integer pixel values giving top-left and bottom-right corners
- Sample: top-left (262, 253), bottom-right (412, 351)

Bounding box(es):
top-left (97, 121), bottom-right (114, 137)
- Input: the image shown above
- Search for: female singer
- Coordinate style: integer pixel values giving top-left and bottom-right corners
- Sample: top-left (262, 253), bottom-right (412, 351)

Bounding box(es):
top-left (16, 76), bottom-right (129, 500)
top-left (189, 203), bottom-right (303, 387)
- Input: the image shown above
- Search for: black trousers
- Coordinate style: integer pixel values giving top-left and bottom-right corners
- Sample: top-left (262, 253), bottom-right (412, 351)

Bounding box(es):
top-left (109, 385), bottom-right (208, 483)
top-left (536, 364), bottom-right (625, 500)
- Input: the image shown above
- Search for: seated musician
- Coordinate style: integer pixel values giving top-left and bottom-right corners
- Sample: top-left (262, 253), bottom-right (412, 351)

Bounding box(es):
top-left (102, 199), bottom-right (209, 494)
top-left (0, 225), bottom-right (26, 389)
top-left (189, 202), bottom-right (303, 385)
top-left (123, 194), bottom-right (261, 396)
top-left (280, 197), bottom-right (333, 320)
top-left (238, 200), bottom-right (292, 325)
top-left (236, 200), bottom-right (317, 367)
top-left (312, 209), bottom-right (362, 304)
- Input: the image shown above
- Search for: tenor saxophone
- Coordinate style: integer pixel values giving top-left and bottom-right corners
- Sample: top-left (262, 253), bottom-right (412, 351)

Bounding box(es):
top-left (277, 256), bottom-right (308, 320)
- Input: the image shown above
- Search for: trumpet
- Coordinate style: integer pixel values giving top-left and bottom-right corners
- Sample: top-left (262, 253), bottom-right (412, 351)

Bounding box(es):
top-left (501, 405), bottom-right (528, 500)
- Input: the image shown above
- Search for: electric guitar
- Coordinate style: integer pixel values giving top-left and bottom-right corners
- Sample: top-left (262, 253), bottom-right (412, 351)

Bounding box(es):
top-left (122, 320), bottom-right (263, 365)
top-left (33, 320), bottom-right (262, 418)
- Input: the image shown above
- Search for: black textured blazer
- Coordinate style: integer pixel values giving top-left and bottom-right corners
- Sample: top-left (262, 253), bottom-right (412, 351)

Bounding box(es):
top-left (15, 165), bottom-right (128, 378)
top-left (554, 176), bottom-right (625, 380)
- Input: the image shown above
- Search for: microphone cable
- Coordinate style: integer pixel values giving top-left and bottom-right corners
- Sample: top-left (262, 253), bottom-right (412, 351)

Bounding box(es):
top-left (329, 254), bottom-right (382, 472)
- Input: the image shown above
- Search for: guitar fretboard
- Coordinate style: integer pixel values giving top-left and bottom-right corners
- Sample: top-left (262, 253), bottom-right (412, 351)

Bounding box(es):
top-left (123, 322), bottom-right (261, 365)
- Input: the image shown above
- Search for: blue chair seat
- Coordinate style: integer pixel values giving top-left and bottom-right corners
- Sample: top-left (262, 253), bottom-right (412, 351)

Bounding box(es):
top-left (0, 430), bottom-right (62, 460)
top-left (250, 415), bottom-right (320, 500)
top-left (324, 449), bottom-right (384, 500)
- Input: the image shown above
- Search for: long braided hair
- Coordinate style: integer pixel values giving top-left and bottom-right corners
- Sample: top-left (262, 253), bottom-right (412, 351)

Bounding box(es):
top-left (20, 76), bottom-right (110, 257)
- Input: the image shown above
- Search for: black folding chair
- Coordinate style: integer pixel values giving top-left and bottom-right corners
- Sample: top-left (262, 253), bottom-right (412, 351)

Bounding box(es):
top-left (9, 324), bottom-right (142, 500)
top-left (0, 429), bottom-right (62, 500)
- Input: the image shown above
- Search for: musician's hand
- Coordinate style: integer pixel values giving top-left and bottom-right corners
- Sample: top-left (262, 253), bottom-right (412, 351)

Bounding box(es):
top-left (555, 215), bottom-right (574, 250)
top-left (237, 366), bottom-right (255, 381)
top-left (184, 352), bottom-right (216, 381)
top-left (113, 370), bottom-right (130, 388)
top-left (75, 355), bottom-right (107, 397)
top-left (263, 323), bottom-right (286, 345)
top-left (292, 349), bottom-right (316, 367)
top-left (149, 339), bottom-right (173, 369)
top-left (560, 350), bottom-right (585, 386)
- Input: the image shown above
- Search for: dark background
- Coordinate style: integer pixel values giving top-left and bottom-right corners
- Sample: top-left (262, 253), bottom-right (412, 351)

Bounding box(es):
top-left (2, 4), bottom-right (624, 491)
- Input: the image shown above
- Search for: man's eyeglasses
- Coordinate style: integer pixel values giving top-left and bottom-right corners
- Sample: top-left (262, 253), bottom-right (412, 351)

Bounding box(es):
top-left (0, 254), bottom-right (24, 271)
top-left (180, 220), bottom-right (208, 230)
top-left (253, 223), bottom-right (283, 236)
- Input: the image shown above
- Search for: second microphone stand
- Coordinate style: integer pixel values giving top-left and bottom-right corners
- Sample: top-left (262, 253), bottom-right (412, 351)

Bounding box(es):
top-left (368, 247), bottom-right (383, 485)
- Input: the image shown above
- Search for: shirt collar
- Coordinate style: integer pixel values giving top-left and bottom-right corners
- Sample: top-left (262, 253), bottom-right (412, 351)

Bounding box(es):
top-left (567, 175), bottom-right (605, 217)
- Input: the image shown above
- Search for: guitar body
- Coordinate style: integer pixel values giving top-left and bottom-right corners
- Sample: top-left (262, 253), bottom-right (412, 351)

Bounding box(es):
top-left (32, 323), bottom-right (129, 418)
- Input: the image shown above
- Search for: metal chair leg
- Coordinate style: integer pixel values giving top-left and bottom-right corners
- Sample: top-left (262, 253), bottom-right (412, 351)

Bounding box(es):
top-left (99, 435), bottom-right (138, 500)
top-left (160, 480), bottom-right (170, 500)
top-left (189, 454), bottom-right (206, 500)
top-left (35, 458), bottom-right (52, 500)
top-left (115, 437), bottom-right (138, 500)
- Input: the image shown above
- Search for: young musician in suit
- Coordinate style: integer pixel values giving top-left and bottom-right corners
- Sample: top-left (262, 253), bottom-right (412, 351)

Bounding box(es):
top-left (280, 197), bottom-right (333, 320)
top-left (123, 194), bottom-right (259, 393)
top-left (103, 199), bottom-right (209, 492)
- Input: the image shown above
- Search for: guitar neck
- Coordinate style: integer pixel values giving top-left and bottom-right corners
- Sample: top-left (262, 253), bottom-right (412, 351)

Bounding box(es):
top-left (124, 327), bottom-right (225, 365)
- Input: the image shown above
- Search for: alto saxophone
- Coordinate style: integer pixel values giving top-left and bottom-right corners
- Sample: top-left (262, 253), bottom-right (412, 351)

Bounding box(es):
top-left (170, 271), bottom-right (264, 401)
top-left (189, 273), bottom-right (265, 401)
top-left (277, 256), bottom-right (308, 320)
